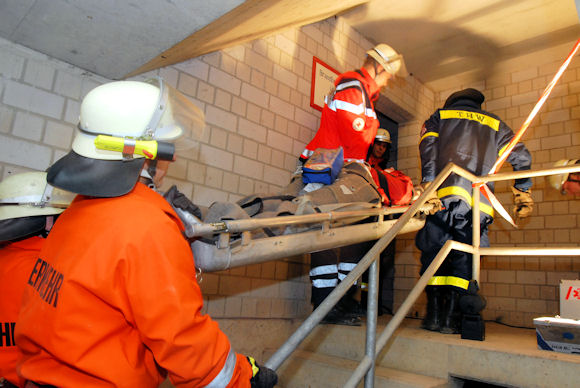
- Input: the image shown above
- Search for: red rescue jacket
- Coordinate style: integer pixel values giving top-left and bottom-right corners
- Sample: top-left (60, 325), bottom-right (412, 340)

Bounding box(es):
top-left (370, 168), bottom-right (414, 206)
top-left (15, 183), bottom-right (252, 387)
top-left (301, 68), bottom-right (380, 162)
top-left (0, 237), bottom-right (43, 387)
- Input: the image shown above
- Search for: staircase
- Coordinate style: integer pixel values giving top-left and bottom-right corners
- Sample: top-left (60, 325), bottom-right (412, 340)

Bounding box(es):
top-left (272, 317), bottom-right (580, 387)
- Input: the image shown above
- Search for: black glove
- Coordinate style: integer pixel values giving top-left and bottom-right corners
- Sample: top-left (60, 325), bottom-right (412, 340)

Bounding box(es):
top-left (247, 356), bottom-right (278, 388)
top-left (459, 280), bottom-right (486, 314)
top-left (164, 185), bottom-right (202, 219)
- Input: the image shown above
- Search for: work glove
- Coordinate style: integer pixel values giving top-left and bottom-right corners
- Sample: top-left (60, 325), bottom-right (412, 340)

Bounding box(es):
top-left (459, 280), bottom-right (487, 315)
top-left (417, 182), bottom-right (443, 215)
top-left (247, 356), bottom-right (278, 388)
top-left (511, 186), bottom-right (533, 219)
top-left (164, 185), bottom-right (202, 220)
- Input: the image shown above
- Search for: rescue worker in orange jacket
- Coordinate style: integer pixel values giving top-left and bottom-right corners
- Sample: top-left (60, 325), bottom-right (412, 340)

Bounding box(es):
top-left (416, 88), bottom-right (533, 334)
top-left (15, 79), bottom-right (277, 388)
top-left (0, 172), bottom-right (74, 388)
top-left (300, 43), bottom-right (407, 163)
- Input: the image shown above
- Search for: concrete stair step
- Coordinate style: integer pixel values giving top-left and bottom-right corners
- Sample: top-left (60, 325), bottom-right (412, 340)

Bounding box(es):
top-left (276, 349), bottom-right (448, 388)
top-left (295, 317), bottom-right (580, 387)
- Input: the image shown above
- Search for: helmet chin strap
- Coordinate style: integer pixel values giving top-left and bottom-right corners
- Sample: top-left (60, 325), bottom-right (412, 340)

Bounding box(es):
top-left (140, 159), bottom-right (160, 190)
top-left (139, 168), bottom-right (157, 190)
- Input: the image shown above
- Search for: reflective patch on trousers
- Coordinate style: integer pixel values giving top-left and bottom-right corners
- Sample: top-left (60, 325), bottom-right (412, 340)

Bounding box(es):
top-left (338, 262), bottom-right (357, 271)
top-left (309, 264), bottom-right (338, 277)
top-left (312, 278), bottom-right (338, 288)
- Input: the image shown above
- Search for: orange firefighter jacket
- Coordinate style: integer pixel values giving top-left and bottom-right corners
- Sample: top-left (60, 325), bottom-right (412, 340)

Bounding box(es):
top-left (1, 237), bottom-right (43, 387)
top-left (15, 183), bottom-right (252, 387)
top-left (300, 67), bottom-right (380, 162)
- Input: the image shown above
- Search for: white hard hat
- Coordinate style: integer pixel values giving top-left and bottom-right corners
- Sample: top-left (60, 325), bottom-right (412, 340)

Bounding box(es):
top-left (74, 78), bottom-right (204, 160)
top-left (548, 159), bottom-right (579, 193)
top-left (47, 78), bottom-right (205, 197)
top-left (0, 172), bottom-right (74, 221)
top-left (0, 172), bottom-right (75, 242)
top-left (366, 43), bottom-right (408, 77)
top-left (375, 128), bottom-right (391, 143)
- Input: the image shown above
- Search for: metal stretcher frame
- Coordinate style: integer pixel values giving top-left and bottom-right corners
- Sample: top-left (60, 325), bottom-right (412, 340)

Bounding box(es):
top-left (186, 203), bottom-right (432, 272)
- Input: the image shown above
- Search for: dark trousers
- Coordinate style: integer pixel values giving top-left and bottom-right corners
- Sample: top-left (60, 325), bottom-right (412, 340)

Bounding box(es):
top-left (310, 240), bottom-right (395, 310)
top-left (310, 242), bottom-right (371, 307)
top-left (361, 239), bottom-right (395, 312)
top-left (415, 199), bottom-right (492, 281)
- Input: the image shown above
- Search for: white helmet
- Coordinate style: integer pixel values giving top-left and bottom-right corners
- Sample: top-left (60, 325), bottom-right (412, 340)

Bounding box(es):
top-left (0, 172), bottom-right (75, 242)
top-left (47, 78), bottom-right (205, 197)
top-left (375, 128), bottom-right (391, 143)
top-left (548, 159), bottom-right (579, 193)
top-left (366, 43), bottom-right (408, 77)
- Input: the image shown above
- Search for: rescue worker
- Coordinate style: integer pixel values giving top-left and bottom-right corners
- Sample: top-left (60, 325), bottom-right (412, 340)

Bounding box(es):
top-left (417, 88), bottom-right (533, 334)
top-left (300, 43), bottom-right (407, 163)
top-left (366, 127), bottom-right (392, 169)
top-left (548, 159), bottom-right (580, 195)
top-left (360, 128), bottom-right (414, 315)
top-left (15, 79), bottom-right (277, 387)
top-left (306, 44), bottom-right (407, 326)
top-left (0, 172), bottom-right (74, 388)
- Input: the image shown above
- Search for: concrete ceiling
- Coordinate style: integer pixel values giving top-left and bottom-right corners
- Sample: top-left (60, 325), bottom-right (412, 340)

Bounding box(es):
top-left (1, 0), bottom-right (579, 92)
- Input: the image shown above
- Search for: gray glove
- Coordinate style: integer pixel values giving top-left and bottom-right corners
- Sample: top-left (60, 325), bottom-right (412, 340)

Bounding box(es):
top-left (418, 182), bottom-right (443, 215)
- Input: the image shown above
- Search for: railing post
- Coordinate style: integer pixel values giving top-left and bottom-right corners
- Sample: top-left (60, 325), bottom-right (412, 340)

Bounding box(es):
top-left (472, 184), bottom-right (481, 284)
top-left (364, 256), bottom-right (379, 388)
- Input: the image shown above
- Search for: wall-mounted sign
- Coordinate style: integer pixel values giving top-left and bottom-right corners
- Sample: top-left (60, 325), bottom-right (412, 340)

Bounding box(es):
top-left (310, 57), bottom-right (340, 112)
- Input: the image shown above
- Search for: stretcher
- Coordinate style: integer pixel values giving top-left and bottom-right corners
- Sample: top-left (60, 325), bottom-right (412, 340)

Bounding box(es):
top-left (171, 160), bottom-right (431, 272)
top-left (176, 201), bottom-right (431, 272)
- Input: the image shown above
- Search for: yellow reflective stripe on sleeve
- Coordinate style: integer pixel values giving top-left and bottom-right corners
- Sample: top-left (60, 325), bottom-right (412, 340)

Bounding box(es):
top-left (427, 276), bottom-right (447, 286)
top-left (498, 143), bottom-right (509, 157)
top-left (440, 110), bottom-right (500, 131)
top-left (420, 132), bottom-right (439, 143)
top-left (446, 276), bottom-right (470, 290)
top-left (436, 186), bottom-right (494, 217)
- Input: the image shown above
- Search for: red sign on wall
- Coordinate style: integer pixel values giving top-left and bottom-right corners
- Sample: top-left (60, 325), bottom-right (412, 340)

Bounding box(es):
top-left (310, 57), bottom-right (340, 112)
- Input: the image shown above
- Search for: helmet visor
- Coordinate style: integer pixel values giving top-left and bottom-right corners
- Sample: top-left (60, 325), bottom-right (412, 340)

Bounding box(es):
top-left (145, 78), bottom-right (205, 155)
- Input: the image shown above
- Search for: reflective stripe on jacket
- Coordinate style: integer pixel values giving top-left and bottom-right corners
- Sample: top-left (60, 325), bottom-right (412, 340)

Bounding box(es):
top-left (0, 237), bottom-right (43, 387)
top-left (419, 99), bottom-right (532, 217)
top-left (15, 183), bottom-right (252, 387)
top-left (301, 67), bottom-right (380, 161)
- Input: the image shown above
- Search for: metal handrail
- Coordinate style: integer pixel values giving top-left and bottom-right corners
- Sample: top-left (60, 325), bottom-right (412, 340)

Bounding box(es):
top-left (265, 162), bottom-right (580, 387)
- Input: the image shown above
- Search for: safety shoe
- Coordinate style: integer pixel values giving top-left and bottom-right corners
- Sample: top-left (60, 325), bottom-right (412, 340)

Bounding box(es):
top-left (338, 296), bottom-right (366, 318)
top-left (320, 306), bottom-right (362, 326)
top-left (421, 286), bottom-right (443, 332)
top-left (440, 289), bottom-right (462, 334)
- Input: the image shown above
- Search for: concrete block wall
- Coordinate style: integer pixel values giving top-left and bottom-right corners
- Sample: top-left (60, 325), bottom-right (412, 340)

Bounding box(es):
top-left (392, 42), bottom-right (580, 328)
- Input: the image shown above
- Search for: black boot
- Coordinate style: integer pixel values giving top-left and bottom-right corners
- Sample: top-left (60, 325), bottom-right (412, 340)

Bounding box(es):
top-left (440, 288), bottom-right (462, 334)
top-left (421, 286), bottom-right (443, 331)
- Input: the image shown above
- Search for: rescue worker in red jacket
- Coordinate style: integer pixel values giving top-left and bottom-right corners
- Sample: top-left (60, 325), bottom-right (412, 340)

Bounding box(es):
top-left (15, 79), bottom-right (277, 388)
top-left (305, 44), bottom-right (407, 325)
top-left (0, 172), bottom-right (74, 388)
top-left (300, 43), bottom-right (407, 163)
top-left (416, 88), bottom-right (533, 334)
